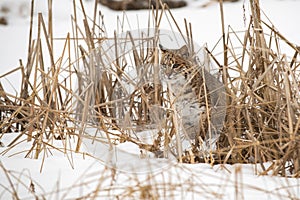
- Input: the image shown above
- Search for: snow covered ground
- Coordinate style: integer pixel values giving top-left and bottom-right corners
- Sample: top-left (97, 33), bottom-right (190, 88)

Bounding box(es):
top-left (1, 0), bottom-right (300, 199)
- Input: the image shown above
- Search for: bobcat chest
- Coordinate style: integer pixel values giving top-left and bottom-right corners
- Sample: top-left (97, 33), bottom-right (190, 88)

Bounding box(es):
top-left (166, 75), bottom-right (203, 119)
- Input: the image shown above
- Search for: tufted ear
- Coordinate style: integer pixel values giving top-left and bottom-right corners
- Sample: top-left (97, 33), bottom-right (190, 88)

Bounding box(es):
top-left (159, 44), bottom-right (167, 53)
top-left (178, 45), bottom-right (189, 59)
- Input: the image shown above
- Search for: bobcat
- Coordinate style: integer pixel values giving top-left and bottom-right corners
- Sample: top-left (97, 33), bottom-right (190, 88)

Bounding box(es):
top-left (159, 44), bottom-right (211, 153)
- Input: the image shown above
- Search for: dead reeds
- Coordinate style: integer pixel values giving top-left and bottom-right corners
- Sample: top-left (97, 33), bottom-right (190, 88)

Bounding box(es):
top-left (214, 0), bottom-right (300, 177)
top-left (0, 0), bottom-right (299, 179)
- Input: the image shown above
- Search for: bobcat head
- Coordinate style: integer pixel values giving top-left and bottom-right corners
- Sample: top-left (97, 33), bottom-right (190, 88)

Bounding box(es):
top-left (159, 44), bottom-right (194, 82)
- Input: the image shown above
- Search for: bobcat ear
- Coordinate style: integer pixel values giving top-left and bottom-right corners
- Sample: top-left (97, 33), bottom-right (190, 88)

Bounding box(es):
top-left (178, 45), bottom-right (189, 58)
top-left (159, 44), bottom-right (167, 53)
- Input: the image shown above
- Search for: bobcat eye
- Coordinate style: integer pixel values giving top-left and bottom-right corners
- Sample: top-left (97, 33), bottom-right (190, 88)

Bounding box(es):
top-left (173, 64), bottom-right (180, 69)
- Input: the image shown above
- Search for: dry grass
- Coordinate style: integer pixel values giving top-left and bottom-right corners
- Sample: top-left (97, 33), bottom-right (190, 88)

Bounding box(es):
top-left (213, 0), bottom-right (300, 177)
top-left (0, 1), bottom-right (300, 198)
top-left (1, 160), bottom-right (299, 199)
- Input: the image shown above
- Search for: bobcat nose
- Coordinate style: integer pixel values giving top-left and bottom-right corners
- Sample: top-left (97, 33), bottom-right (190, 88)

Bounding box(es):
top-left (165, 70), bottom-right (172, 79)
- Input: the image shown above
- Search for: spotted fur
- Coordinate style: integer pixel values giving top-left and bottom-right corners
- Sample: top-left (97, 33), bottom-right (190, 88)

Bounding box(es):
top-left (159, 44), bottom-right (211, 147)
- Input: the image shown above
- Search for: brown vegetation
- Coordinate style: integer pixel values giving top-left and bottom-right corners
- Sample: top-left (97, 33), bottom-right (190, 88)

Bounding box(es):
top-left (0, 0), bottom-right (299, 180)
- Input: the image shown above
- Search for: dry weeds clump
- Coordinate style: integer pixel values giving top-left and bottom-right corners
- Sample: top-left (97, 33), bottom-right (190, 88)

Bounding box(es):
top-left (0, 0), bottom-right (299, 181)
top-left (214, 0), bottom-right (300, 177)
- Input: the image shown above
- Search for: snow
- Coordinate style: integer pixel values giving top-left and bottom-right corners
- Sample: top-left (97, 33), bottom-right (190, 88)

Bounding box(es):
top-left (1, 0), bottom-right (300, 199)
